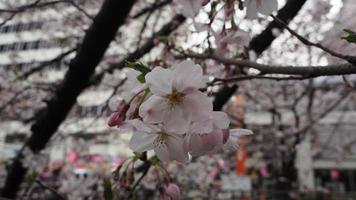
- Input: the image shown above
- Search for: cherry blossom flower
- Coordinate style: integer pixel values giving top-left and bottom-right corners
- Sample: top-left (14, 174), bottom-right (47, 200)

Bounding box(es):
top-left (184, 111), bottom-right (253, 156)
top-left (214, 29), bottom-right (250, 54)
top-left (184, 130), bottom-right (224, 156)
top-left (184, 112), bottom-right (230, 156)
top-left (127, 119), bottom-right (189, 163)
top-left (245, 0), bottom-right (278, 19)
top-left (189, 111), bottom-right (230, 134)
top-left (139, 60), bottom-right (212, 134)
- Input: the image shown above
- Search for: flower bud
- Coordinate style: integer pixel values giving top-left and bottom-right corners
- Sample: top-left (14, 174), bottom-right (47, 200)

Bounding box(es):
top-left (222, 129), bottom-right (230, 144)
top-left (165, 183), bottom-right (180, 200)
top-left (108, 101), bottom-right (130, 127)
top-left (201, 0), bottom-right (210, 6)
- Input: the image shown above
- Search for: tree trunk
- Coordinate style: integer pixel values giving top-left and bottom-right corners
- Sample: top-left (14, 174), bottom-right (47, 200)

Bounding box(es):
top-left (1, 0), bottom-right (136, 198)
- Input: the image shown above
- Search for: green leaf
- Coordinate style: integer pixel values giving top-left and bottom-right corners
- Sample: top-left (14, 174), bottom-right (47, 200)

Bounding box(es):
top-left (25, 170), bottom-right (38, 188)
top-left (150, 156), bottom-right (160, 165)
top-left (125, 61), bottom-right (151, 75)
top-left (125, 61), bottom-right (151, 83)
top-left (103, 178), bottom-right (113, 200)
top-left (136, 74), bottom-right (146, 83)
top-left (158, 36), bottom-right (169, 44)
top-left (342, 29), bottom-right (356, 44)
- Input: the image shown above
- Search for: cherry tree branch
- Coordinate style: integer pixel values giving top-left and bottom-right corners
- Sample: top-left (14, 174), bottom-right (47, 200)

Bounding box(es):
top-left (186, 53), bottom-right (356, 78)
top-left (271, 15), bottom-right (356, 65)
top-left (1, 0), bottom-right (136, 198)
top-left (132, 0), bottom-right (172, 19)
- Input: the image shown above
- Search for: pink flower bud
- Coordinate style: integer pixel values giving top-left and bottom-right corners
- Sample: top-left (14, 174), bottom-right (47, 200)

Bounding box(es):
top-left (201, 0), bottom-right (210, 6)
top-left (153, 37), bottom-right (161, 45)
top-left (225, 0), bottom-right (234, 17)
top-left (165, 183), bottom-right (181, 200)
top-left (222, 129), bottom-right (230, 144)
top-left (108, 101), bottom-right (129, 127)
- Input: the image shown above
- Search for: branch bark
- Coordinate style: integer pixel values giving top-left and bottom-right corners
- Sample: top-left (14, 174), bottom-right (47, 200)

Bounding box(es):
top-left (1, 0), bottom-right (136, 198)
top-left (212, 0), bottom-right (308, 111)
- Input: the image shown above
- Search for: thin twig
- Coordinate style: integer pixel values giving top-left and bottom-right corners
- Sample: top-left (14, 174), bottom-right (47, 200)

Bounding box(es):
top-left (271, 15), bottom-right (356, 65)
top-left (35, 179), bottom-right (67, 200)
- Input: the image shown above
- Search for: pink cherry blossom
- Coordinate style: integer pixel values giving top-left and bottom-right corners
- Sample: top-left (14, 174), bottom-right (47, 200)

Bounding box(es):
top-left (139, 60), bottom-right (212, 134)
top-left (184, 112), bottom-right (230, 156)
top-left (245, 0), bottom-right (278, 19)
top-left (127, 120), bottom-right (189, 163)
top-left (214, 30), bottom-right (250, 54)
top-left (184, 130), bottom-right (224, 156)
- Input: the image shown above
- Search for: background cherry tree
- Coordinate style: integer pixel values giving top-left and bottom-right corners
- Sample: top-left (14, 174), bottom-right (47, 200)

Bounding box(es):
top-left (0, 0), bottom-right (355, 199)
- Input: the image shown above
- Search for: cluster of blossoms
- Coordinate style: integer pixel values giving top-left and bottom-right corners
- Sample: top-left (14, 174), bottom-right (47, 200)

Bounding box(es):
top-left (108, 60), bottom-right (252, 163)
top-left (174, 0), bottom-right (278, 20)
top-left (172, 0), bottom-right (279, 57)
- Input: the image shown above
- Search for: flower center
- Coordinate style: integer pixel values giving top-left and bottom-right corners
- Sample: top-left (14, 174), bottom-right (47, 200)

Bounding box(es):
top-left (154, 132), bottom-right (169, 146)
top-left (165, 89), bottom-right (185, 105)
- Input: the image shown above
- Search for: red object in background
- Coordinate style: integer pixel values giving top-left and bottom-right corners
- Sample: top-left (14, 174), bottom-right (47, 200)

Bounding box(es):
top-left (236, 144), bottom-right (247, 175)
top-left (89, 154), bottom-right (106, 163)
top-left (67, 151), bottom-right (79, 163)
top-left (210, 167), bottom-right (218, 178)
top-left (331, 169), bottom-right (340, 180)
top-left (259, 166), bottom-right (269, 177)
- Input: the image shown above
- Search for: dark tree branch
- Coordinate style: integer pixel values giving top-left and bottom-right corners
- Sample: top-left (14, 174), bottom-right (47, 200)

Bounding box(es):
top-left (1, 0), bottom-right (136, 198)
top-left (189, 53), bottom-right (356, 77)
top-left (132, 0), bottom-right (172, 18)
top-left (89, 14), bottom-right (186, 85)
top-left (212, 0), bottom-right (308, 111)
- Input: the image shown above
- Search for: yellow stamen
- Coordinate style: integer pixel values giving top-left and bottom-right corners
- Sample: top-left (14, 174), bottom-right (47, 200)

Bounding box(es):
top-left (165, 89), bottom-right (185, 106)
top-left (154, 132), bottom-right (169, 146)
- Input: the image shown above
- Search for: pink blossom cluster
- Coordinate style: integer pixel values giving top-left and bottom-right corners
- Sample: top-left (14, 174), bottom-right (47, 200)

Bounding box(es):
top-left (108, 60), bottom-right (252, 163)
top-left (174, 0), bottom-right (278, 19)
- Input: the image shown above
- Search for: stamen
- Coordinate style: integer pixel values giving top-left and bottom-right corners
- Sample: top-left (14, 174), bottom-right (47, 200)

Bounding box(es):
top-left (154, 132), bottom-right (169, 146)
top-left (164, 89), bottom-right (185, 106)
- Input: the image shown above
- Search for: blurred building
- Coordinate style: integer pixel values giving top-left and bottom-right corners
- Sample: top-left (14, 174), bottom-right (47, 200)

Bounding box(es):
top-left (0, 2), bottom-right (131, 164)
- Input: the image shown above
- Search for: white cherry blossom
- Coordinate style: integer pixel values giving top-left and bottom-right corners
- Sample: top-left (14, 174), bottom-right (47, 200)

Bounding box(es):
top-left (214, 29), bottom-right (250, 54)
top-left (127, 119), bottom-right (189, 163)
top-left (139, 60), bottom-right (212, 134)
top-left (245, 0), bottom-right (278, 19)
top-left (184, 112), bottom-right (230, 156)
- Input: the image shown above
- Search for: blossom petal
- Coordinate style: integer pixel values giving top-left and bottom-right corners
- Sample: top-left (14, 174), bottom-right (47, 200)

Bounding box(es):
top-left (145, 67), bottom-right (173, 96)
top-left (212, 111), bottom-right (230, 129)
top-left (230, 128), bottom-right (253, 136)
top-left (163, 105), bottom-right (190, 134)
top-left (182, 91), bottom-right (212, 121)
top-left (129, 132), bottom-right (156, 153)
top-left (139, 96), bottom-right (170, 123)
top-left (184, 131), bottom-right (223, 156)
top-left (154, 134), bottom-right (188, 163)
top-left (126, 119), bottom-right (157, 133)
top-left (172, 60), bottom-right (204, 93)
top-left (189, 118), bottom-right (214, 134)
top-left (223, 129), bottom-right (253, 151)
